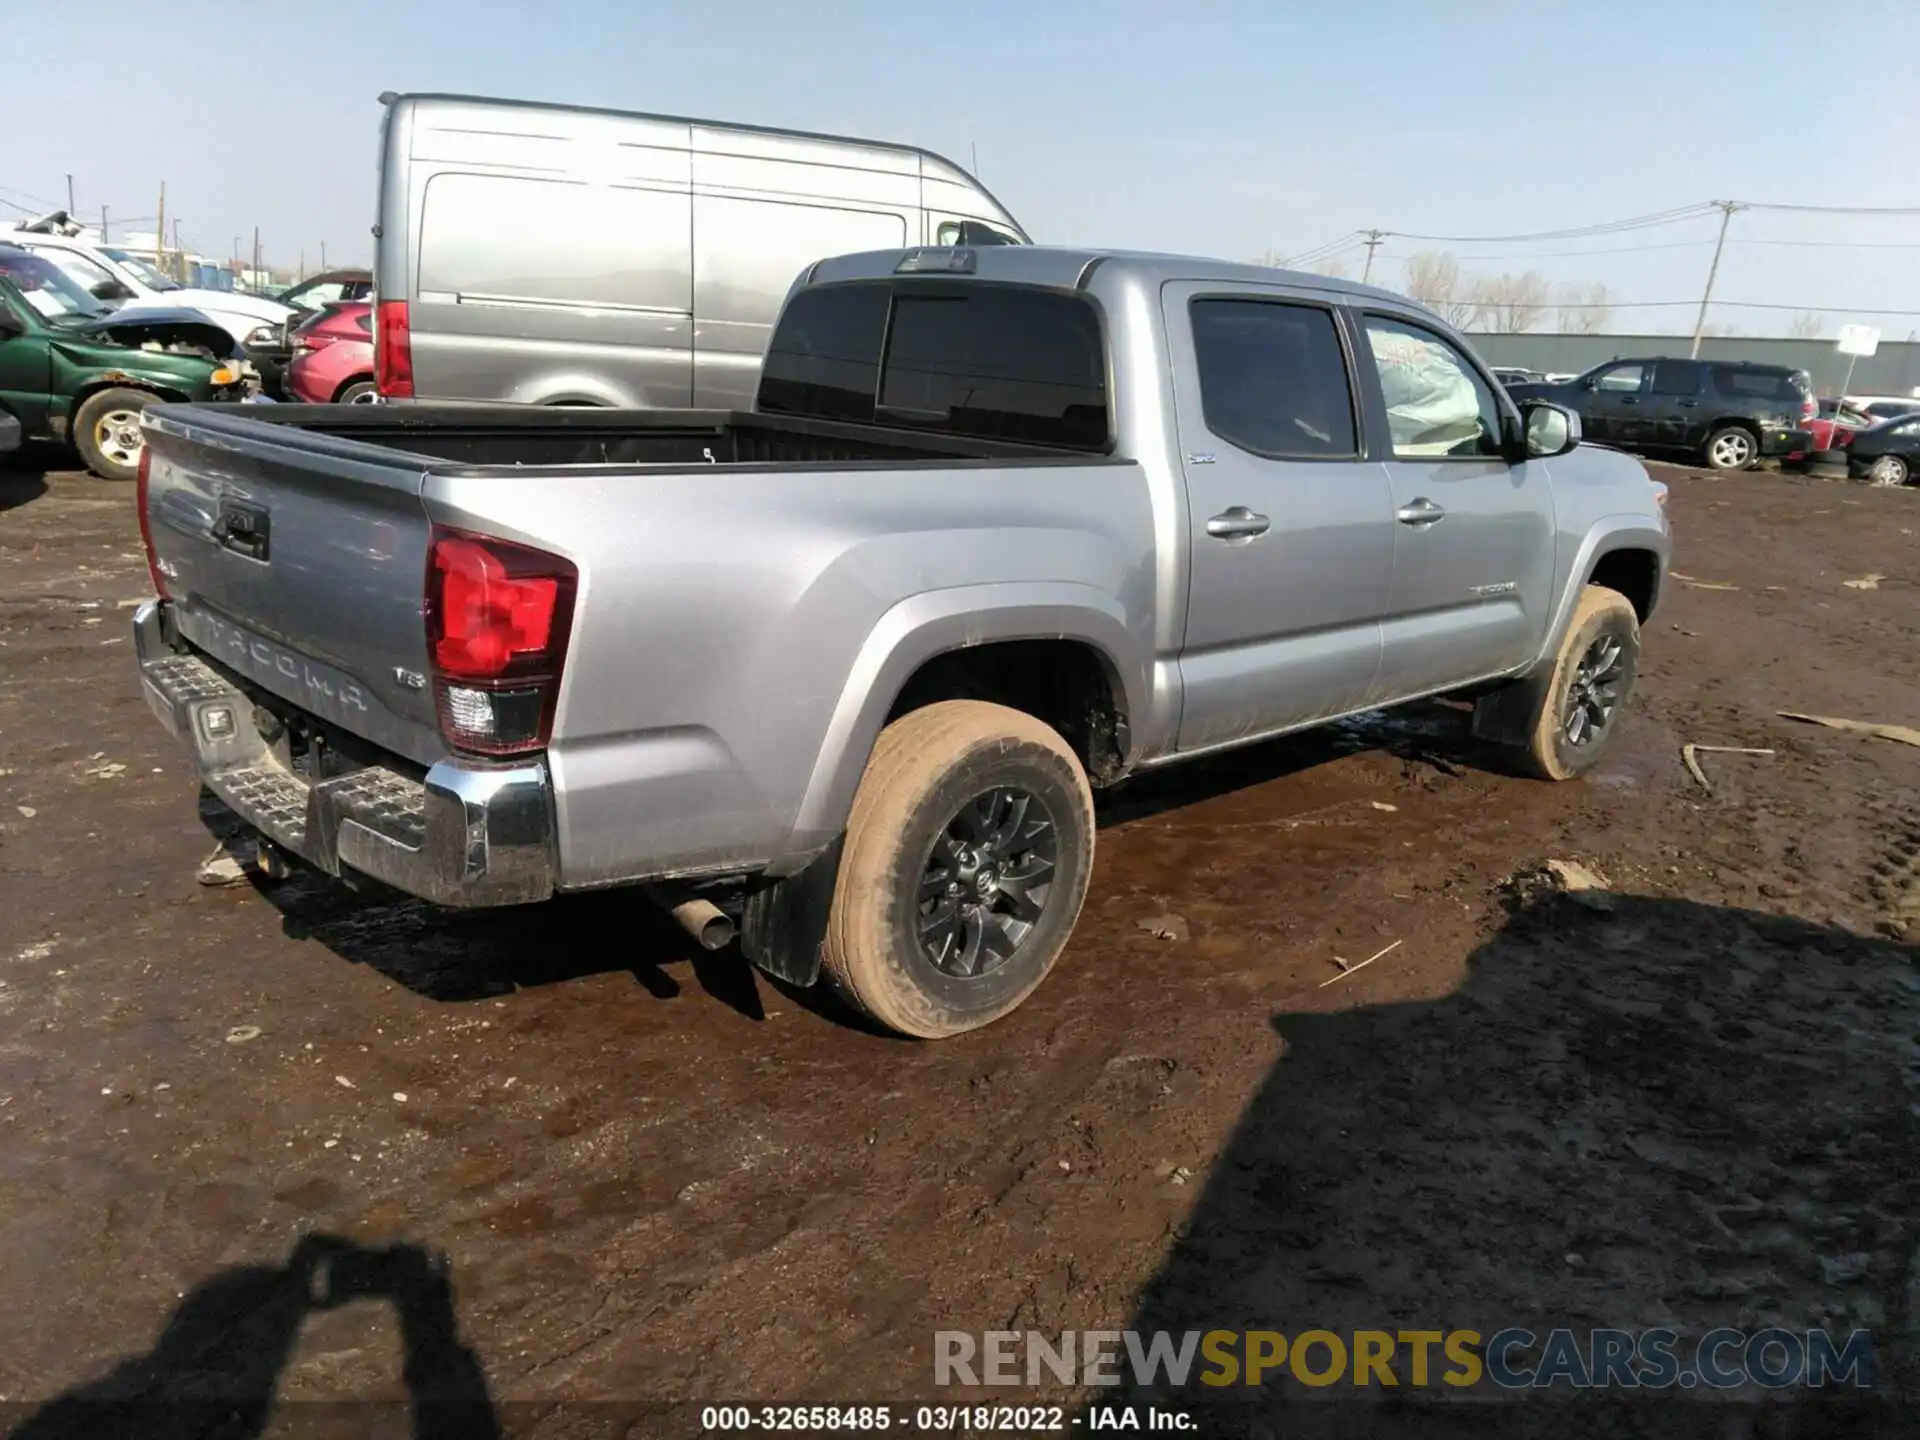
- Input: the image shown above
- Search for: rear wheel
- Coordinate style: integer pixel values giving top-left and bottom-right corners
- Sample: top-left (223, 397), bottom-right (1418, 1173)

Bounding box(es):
top-left (1866, 454), bottom-right (1910, 487)
top-left (1703, 425), bottom-right (1757, 472)
top-left (335, 379), bottom-right (377, 404)
top-left (73, 387), bottom-right (156, 482)
top-left (822, 700), bottom-right (1095, 1039)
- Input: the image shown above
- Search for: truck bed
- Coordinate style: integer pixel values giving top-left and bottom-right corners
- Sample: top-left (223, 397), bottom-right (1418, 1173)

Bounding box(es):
top-left (217, 402), bottom-right (1098, 470)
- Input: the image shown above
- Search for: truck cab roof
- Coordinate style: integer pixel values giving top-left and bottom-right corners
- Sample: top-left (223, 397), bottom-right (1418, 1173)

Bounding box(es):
top-left (801, 244), bottom-right (1418, 310)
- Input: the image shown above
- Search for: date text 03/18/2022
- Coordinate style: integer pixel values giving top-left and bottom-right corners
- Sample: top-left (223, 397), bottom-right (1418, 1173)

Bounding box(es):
top-left (698, 1404), bottom-right (1192, 1431)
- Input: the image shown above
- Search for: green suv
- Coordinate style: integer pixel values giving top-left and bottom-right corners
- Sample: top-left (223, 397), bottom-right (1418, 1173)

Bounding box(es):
top-left (0, 245), bottom-right (251, 480)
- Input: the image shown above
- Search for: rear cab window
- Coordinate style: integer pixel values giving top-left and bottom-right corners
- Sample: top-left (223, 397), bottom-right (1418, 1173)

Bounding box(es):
top-left (758, 281), bottom-right (1109, 450)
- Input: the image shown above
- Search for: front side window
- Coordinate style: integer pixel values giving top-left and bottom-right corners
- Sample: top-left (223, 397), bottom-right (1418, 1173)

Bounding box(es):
top-left (1360, 316), bottom-right (1503, 459)
top-left (1189, 298), bottom-right (1357, 459)
top-left (1593, 363), bottom-right (1646, 393)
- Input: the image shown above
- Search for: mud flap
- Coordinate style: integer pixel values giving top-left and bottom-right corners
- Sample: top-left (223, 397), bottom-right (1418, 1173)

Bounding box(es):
top-left (1471, 667), bottom-right (1553, 747)
top-left (738, 836), bottom-right (842, 988)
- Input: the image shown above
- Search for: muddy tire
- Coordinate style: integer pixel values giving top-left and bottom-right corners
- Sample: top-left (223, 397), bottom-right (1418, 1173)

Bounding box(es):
top-left (1703, 425), bottom-right (1758, 472)
top-left (821, 700), bottom-right (1095, 1039)
top-left (1504, 584), bottom-right (1641, 781)
top-left (73, 387), bottom-right (156, 482)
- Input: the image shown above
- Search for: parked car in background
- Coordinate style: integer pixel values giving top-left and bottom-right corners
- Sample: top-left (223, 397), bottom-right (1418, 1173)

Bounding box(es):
top-left (1506, 357), bottom-right (1814, 471)
top-left (274, 269), bottom-right (373, 315)
top-left (373, 92), bottom-right (1028, 409)
top-left (285, 301), bottom-right (375, 404)
top-left (133, 244), bottom-right (1669, 1037)
top-left (6, 213), bottom-right (293, 359)
top-left (1804, 397), bottom-right (1876, 454)
top-left (1845, 413), bottom-right (1920, 486)
top-left (0, 247), bottom-right (249, 479)
top-left (252, 273), bottom-right (376, 399)
top-left (1842, 394), bottom-right (1920, 422)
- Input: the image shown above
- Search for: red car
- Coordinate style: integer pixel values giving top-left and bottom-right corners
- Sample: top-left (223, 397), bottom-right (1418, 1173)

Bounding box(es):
top-left (285, 300), bottom-right (375, 404)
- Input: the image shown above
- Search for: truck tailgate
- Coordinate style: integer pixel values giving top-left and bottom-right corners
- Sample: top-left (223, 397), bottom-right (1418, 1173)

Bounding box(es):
top-left (141, 406), bottom-right (445, 766)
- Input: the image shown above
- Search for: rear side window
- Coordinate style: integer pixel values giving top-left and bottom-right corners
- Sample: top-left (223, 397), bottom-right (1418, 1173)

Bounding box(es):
top-left (759, 282), bottom-right (1109, 450)
top-left (1651, 361), bottom-right (1702, 397)
top-left (1709, 367), bottom-right (1801, 401)
top-left (1189, 299), bottom-right (1357, 458)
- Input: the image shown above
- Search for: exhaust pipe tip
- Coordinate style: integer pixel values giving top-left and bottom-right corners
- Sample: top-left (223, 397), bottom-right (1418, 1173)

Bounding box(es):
top-left (651, 889), bottom-right (736, 950)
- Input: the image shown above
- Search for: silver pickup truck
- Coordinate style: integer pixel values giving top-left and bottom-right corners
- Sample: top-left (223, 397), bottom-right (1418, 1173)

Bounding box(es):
top-left (133, 245), bottom-right (1668, 1038)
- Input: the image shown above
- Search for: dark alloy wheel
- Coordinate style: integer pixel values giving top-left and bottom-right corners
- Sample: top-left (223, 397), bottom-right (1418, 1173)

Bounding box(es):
top-left (1561, 633), bottom-right (1627, 749)
top-left (916, 786), bottom-right (1058, 979)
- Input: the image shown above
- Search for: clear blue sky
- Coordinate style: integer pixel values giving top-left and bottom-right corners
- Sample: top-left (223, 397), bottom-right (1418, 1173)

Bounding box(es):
top-left (13, 0), bottom-right (1920, 337)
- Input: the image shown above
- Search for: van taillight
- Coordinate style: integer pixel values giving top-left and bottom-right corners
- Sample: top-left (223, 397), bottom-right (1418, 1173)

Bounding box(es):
top-left (375, 299), bottom-right (414, 398)
top-left (424, 528), bottom-right (576, 756)
top-left (136, 446), bottom-right (168, 599)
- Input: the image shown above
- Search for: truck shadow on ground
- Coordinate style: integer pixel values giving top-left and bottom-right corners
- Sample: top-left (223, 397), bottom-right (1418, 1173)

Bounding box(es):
top-left (1106, 891), bottom-right (1919, 1438)
top-left (195, 699), bottom-right (1501, 1027)
top-left (0, 446), bottom-right (60, 512)
top-left (6, 1233), bottom-right (498, 1440)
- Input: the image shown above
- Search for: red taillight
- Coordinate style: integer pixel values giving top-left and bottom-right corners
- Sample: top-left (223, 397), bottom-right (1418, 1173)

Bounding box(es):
top-left (424, 528), bottom-right (576, 756)
top-left (375, 299), bottom-right (413, 398)
top-left (136, 446), bottom-right (168, 599)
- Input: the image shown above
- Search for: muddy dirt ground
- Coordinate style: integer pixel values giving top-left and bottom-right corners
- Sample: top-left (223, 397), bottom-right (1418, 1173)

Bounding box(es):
top-left (0, 455), bottom-right (1916, 1437)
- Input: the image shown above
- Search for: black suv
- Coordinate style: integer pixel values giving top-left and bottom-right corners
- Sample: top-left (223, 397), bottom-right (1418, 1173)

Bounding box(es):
top-left (1507, 358), bottom-right (1815, 471)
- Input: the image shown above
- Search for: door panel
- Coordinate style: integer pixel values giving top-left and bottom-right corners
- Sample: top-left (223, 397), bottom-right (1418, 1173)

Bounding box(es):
top-left (0, 324), bottom-right (52, 435)
top-left (1354, 313), bottom-right (1556, 698)
top-left (411, 170), bottom-right (693, 405)
top-left (1166, 284), bottom-right (1394, 751)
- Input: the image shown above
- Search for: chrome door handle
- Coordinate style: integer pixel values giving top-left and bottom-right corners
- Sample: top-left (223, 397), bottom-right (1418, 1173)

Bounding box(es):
top-left (1205, 506), bottom-right (1270, 540)
top-left (1396, 498), bottom-right (1445, 527)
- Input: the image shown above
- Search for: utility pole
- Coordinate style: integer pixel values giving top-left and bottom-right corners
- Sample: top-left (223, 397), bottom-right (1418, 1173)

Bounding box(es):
top-left (1360, 229), bottom-right (1386, 284)
top-left (65, 174), bottom-right (75, 214)
top-left (156, 182), bottom-right (166, 280)
top-left (1690, 200), bottom-right (1745, 359)
top-left (173, 219), bottom-right (183, 280)
top-left (100, 206), bottom-right (108, 244)
top-left (320, 239), bottom-right (327, 271)
top-left (253, 226), bottom-right (261, 281)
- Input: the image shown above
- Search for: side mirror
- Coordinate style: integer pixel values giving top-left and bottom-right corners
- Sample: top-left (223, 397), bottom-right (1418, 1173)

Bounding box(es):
top-left (90, 278), bottom-right (134, 301)
top-left (1522, 401), bottom-right (1581, 458)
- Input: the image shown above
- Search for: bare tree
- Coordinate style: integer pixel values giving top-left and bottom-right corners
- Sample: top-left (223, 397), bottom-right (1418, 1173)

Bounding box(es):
top-left (1312, 258), bottom-right (1350, 279)
top-left (1401, 250), bottom-right (1479, 329)
top-left (1786, 311), bottom-right (1825, 340)
top-left (1471, 271), bottom-right (1551, 333)
top-left (1555, 281), bottom-right (1616, 335)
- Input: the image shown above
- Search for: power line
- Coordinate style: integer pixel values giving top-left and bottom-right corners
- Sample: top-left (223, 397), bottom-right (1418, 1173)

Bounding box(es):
top-left (1740, 200), bottom-right (1920, 215)
top-left (1385, 202), bottom-right (1721, 245)
top-left (1452, 239), bottom-right (1717, 261)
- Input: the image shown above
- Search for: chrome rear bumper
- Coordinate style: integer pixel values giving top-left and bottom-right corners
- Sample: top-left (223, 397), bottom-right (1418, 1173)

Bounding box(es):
top-left (134, 600), bottom-right (555, 906)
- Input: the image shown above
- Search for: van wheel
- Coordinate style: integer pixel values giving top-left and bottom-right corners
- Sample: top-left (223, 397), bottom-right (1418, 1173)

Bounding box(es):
top-left (1703, 425), bottom-right (1757, 471)
top-left (1505, 585), bottom-right (1641, 781)
top-left (73, 388), bottom-right (156, 481)
top-left (822, 701), bottom-right (1094, 1039)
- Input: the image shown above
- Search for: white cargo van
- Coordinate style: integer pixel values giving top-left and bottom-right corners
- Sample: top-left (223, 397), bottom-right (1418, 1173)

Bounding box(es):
top-left (372, 92), bottom-right (1029, 409)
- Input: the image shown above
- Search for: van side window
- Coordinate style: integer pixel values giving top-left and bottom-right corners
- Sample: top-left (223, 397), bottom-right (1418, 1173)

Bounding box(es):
top-left (757, 284), bottom-right (890, 422)
top-left (1359, 316), bottom-right (1504, 459)
top-left (1189, 299), bottom-right (1357, 459)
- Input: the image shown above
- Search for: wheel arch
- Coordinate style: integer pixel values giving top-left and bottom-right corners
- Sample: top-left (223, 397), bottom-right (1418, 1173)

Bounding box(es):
top-left (779, 585), bottom-right (1146, 870)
